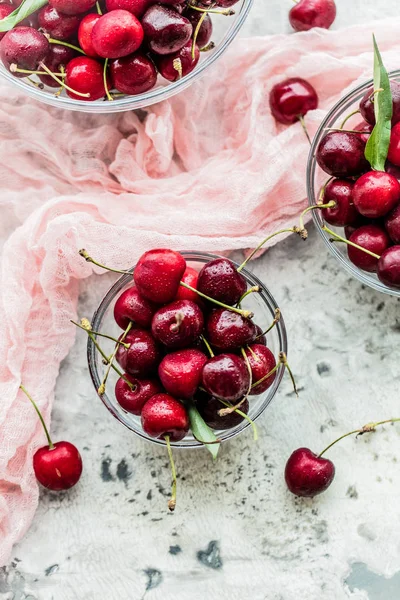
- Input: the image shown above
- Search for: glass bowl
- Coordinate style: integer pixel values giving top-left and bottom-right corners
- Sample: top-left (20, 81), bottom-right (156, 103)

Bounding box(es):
top-left (307, 69), bottom-right (400, 297)
top-left (87, 251), bottom-right (287, 448)
top-left (0, 0), bottom-right (253, 113)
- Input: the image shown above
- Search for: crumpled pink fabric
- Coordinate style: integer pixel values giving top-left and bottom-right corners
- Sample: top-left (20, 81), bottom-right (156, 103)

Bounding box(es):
top-left (1, 16), bottom-right (400, 565)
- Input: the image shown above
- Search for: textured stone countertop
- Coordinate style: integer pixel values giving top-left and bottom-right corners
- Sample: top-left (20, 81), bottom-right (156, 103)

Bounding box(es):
top-left (2, 1), bottom-right (400, 599)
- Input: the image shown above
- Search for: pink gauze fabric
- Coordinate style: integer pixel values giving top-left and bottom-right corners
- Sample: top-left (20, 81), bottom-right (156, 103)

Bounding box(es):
top-left (1, 16), bottom-right (400, 565)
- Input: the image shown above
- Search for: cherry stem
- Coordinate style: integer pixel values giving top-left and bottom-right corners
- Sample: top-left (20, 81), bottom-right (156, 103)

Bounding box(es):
top-left (47, 38), bottom-right (86, 55)
top-left (192, 5), bottom-right (211, 58)
top-left (256, 308), bottom-right (281, 339)
top-left (246, 344), bottom-right (259, 361)
top-left (251, 362), bottom-right (279, 389)
top-left (78, 249), bottom-right (131, 275)
top-left (237, 228), bottom-right (300, 272)
top-left (318, 177), bottom-right (334, 203)
top-left (298, 115), bottom-right (312, 145)
top-left (192, 433), bottom-right (222, 444)
top-left (39, 62), bottom-right (90, 97)
top-left (98, 322), bottom-right (132, 395)
top-left (299, 201), bottom-right (336, 232)
top-left (325, 127), bottom-right (371, 134)
top-left (218, 349), bottom-right (252, 417)
top-left (200, 334), bottom-right (214, 357)
top-left (200, 41), bottom-right (215, 52)
top-left (280, 351), bottom-right (298, 397)
top-left (173, 58), bottom-right (182, 80)
top-left (20, 384), bottom-right (54, 449)
top-left (179, 282), bottom-right (253, 318)
top-left (319, 418), bottom-right (400, 457)
top-left (10, 65), bottom-right (66, 76)
top-left (237, 285), bottom-right (260, 307)
top-left (165, 435), bottom-right (177, 512)
top-left (70, 319), bottom-right (130, 348)
top-left (322, 226), bottom-right (380, 259)
top-left (103, 58), bottom-right (113, 102)
top-left (339, 109), bottom-right (361, 130)
top-left (188, 3), bottom-right (234, 15)
top-left (218, 399), bottom-right (258, 441)
top-left (96, 1), bottom-right (102, 14)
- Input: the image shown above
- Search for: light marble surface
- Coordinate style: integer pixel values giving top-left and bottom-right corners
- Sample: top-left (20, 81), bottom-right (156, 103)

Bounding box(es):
top-left (3, 1), bottom-right (400, 599)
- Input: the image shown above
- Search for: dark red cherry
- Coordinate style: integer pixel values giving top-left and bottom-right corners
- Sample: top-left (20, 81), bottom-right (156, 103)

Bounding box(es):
top-left (354, 120), bottom-right (373, 144)
top-left (206, 308), bottom-right (256, 351)
top-left (92, 10), bottom-right (144, 59)
top-left (65, 56), bottom-right (110, 101)
top-left (316, 131), bottom-right (369, 177)
top-left (377, 246), bottom-right (400, 288)
top-left (78, 13), bottom-right (101, 57)
top-left (116, 328), bottom-right (161, 377)
top-left (156, 40), bottom-right (199, 81)
top-left (141, 393), bottom-right (189, 441)
top-left (175, 266), bottom-right (200, 304)
top-left (134, 249), bottom-right (186, 304)
top-left (110, 52), bottom-right (157, 94)
top-left (38, 6), bottom-right (80, 41)
top-left (202, 353), bottom-right (250, 402)
top-left (285, 448), bottom-right (335, 497)
top-left (49, 0), bottom-right (96, 15)
top-left (185, 8), bottom-right (212, 48)
top-left (115, 373), bottom-right (162, 415)
top-left (114, 285), bottom-right (157, 330)
top-left (347, 224), bottom-right (390, 272)
top-left (197, 258), bottom-right (246, 306)
top-left (360, 81), bottom-right (400, 126)
top-left (0, 27), bottom-right (49, 76)
top-left (321, 178), bottom-right (358, 227)
top-left (142, 5), bottom-right (192, 55)
top-left (353, 171), bottom-right (400, 218)
top-left (388, 121), bottom-right (400, 167)
top-left (39, 43), bottom-right (76, 88)
top-left (244, 344), bottom-right (276, 395)
top-left (269, 77), bottom-right (318, 125)
top-left (105, 0), bottom-right (150, 17)
top-left (289, 0), bottom-right (336, 31)
top-left (0, 5), bottom-right (13, 41)
top-left (385, 203), bottom-right (400, 244)
top-left (151, 299), bottom-right (204, 349)
top-left (195, 390), bottom-right (249, 430)
top-left (34, 441), bottom-right (83, 491)
top-left (254, 324), bottom-right (267, 346)
top-left (158, 348), bottom-right (207, 399)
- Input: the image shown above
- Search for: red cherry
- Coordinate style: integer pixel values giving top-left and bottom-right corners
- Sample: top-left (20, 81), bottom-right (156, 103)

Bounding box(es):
top-left (352, 171), bottom-right (400, 218)
top-left (285, 448), bottom-right (335, 497)
top-left (0, 5), bottom-right (13, 41)
top-left (377, 246), bottom-right (400, 288)
top-left (65, 56), bottom-right (110, 101)
top-left (185, 9), bottom-right (212, 48)
top-left (0, 27), bottom-right (49, 77)
top-left (197, 258), bottom-right (246, 306)
top-left (141, 4), bottom-right (192, 55)
top-left (158, 348), bottom-right (208, 399)
top-left (175, 266), bottom-right (200, 304)
top-left (151, 299), bottom-right (204, 349)
top-left (156, 40), bottom-right (199, 82)
top-left (141, 393), bottom-right (189, 441)
top-left (202, 353), bottom-right (250, 402)
top-left (39, 43), bottom-right (76, 88)
top-left (105, 0), bottom-right (150, 16)
top-left (360, 81), bottom-right (400, 127)
top-left (321, 179), bottom-right (358, 227)
top-left (244, 344), bottom-right (276, 395)
top-left (38, 6), bottom-right (80, 41)
top-left (78, 13), bottom-right (101, 57)
top-left (110, 52), bottom-right (157, 95)
top-left (48, 0), bottom-right (97, 15)
top-left (316, 131), bottom-right (369, 177)
top-left (388, 122), bottom-right (400, 167)
top-left (206, 308), bottom-right (256, 351)
top-left (195, 390), bottom-right (249, 430)
top-left (385, 203), bottom-right (400, 244)
top-left (116, 328), bottom-right (161, 377)
top-left (91, 9), bottom-right (144, 59)
top-left (347, 224), bottom-right (390, 272)
top-left (269, 77), bottom-right (318, 125)
top-left (134, 248), bottom-right (186, 304)
top-left (115, 373), bottom-right (162, 415)
top-left (113, 285), bottom-right (156, 330)
top-left (289, 0), bottom-right (336, 32)
top-left (34, 441), bottom-right (83, 491)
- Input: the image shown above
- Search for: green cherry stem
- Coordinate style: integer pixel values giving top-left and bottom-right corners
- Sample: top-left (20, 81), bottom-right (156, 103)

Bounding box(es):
top-left (319, 419), bottom-right (400, 457)
top-left (103, 58), bottom-right (113, 102)
top-left (298, 115), bottom-right (312, 145)
top-left (47, 37), bottom-right (86, 54)
top-left (78, 249), bottom-right (131, 275)
top-left (218, 348), bottom-right (253, 417)
top-left (322, 226), bottom-right (380, 259)
top-left (96, 1), bottom-right (102, 14)
top-left (280, 351), bottom-right (298, 397)
top-left (299, 201), bottom-right (336, 232)
top-left (70, 320), bottom-right (130, 348)
top-left (165, 435), bottom-right (177, 512)
top-left (339, 109), bottom-right (361, 130)
top-left (191, 5), bottom-right (211, 58)
top-left (256, 308), bottom-right (281, 339)
top-left (10, 65), bottom-right (66, 76)
top-left (98, 322), bottom-right (132, 395)
top-left (200, 335), bottom-right (214, 358)
top-left (39, 62), bottom-right (90, 97)
top-left (237, 285), bottom-right (260, 307)
top-left (237, 228), bottom-right (299, 273)
top-left (251, 362), bottom-right (280, 389)
top-left (188, 3), bottom-right (234, 15)
top-left (318, 177), bottom-right (334, 203)
top-left (179, 282), bottom-right (253, 318)
top-left (20, 384), bottom-right (54, 449)
top-left (218, 399), bottom-right (258, 441)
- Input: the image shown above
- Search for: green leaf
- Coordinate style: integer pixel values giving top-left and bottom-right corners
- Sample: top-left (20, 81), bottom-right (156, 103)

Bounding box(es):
top-left (0, 0), bottom-right (48, 33)
top-left (187, 402), bottom-right (220, 460)
top-left (365, 35), bottom-right (393, 171)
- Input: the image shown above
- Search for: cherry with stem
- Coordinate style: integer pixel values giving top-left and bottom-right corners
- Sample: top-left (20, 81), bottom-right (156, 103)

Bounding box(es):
top-left (98, 321), bottom-right (132, 395)
top-left (20, 384), bottom-right (53, 449)
top-left (70, 319), bottom-right (130, 348)
top-left (256, 307), bottom-right (281, 339)
top-left (218, 398), bottom-right (258, 441)
top-left (164, 435), bottom-right (177, 512)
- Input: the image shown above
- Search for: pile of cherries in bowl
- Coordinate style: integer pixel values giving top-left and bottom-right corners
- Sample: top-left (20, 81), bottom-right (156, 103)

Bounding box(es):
top-left (0, 0), bottom-right (238, 102)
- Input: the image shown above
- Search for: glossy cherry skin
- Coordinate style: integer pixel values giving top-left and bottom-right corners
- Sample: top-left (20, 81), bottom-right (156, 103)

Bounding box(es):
top-left (142, 5), bottom-right (192, 55)
top-left (141, 394), bottom-right (189, 441)
top-left (65, 57), bottom-right (110, 101)
top-left (197, 258), bottom-right (246, 306)
top-left (115, 373), bottom-right (162, 415)
top-left (110, 52), bottom-right (157, 94)
top-left (206, 308), bottom-right (256, 351)
top-left (316, 131), bottom-right (369, 177)
top-left (78, 14), bottom-right (101, 57)
top-left (378, 246), bottom-right (400, 288)
top-left (352, 171), bottom-right (400, 218)
top-left (385, 203), bottom-right (400, 244)
top-left (114, 285), bottom-right (156, 330)
top-left (388, 122), bottom-right (400, 167)
top-left (202, 353), bottom-right (250, 402)
top-left (0, 27), bottom-right (49, 77)
top-left (156, 40), bottom-right (199, 82)
top-left (151, 299), bottom-right (204, 349)
top-left (269, 77), bottom-right (318, 125)
top-left (0, 5), bottom-right (13, 41)
top-left (195, 390), bottom-right (249, 430)
top-left (92, 10), bottom-right (144, 59)
top-left (116, 328), bottom-right (161, 377)
top-left (244, 344), bottom-right (276, 395)
top-left (49, 0), bottom-right (96, 15)
top-left (33, 441), bottom-right (83, 491)
top-left (289, 0), bottom-right (336, 31)
top-left (158, 348), bottom-right (207, 399)
top-left (185, 9), bottom-right (212, 48)
top-left (134, 249), bottom-right (186, 304)
top-left (347, 225), bottom-right (390, 272)
top-left (39, 44), bottom-right (76, 88)
top-left (175, 266), bottom-right (200, 304)
top-left (38, 6), bottom-right (80, 41)
top-left (360, 81), bottom-right (400, 126)
top-left (106, 0), bottom-right (150, 17)
top-left (321, 179), bottom-right (358, 227)
top-left (285, 448), bottom-right (335, 497)
top-left (354, 120), bottom-right (373, 144)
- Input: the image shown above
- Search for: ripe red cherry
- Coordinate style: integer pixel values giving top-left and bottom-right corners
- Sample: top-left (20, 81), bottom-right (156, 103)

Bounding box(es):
top-left (360, 81), bottom-right (400, 126)
top-left (385, 203), bottom-right (400, 243)
top-left (142, 5), bottom-right (192, 55)
top-left (184, 9), bottom-right (212, 48)
top-left (116, 328), bottom-right (161, 377)
top-left (197, 258), bottom-right (246, 306)
top-left (115, 373), bottom-right (161, 415)
top-left (206, 308), bottom-right (256, 351)
top-left (65, 57), bottom-right (110, 101)
top-left (134, 249), bottom-right (186, 304)
top-left (49, 0), bottom-right (96, 15)
top-left (321, 179), bottom-right (358, 227)
top-left (377, 246), bottom-right (400, 288)
top-left (114, 285), bottom-right (156, 330)
top-left (158, 348), bottom-right (208, 399)
top-left (141, 394), bottom-right (189, 441)
top-left (39, 44), bottom-right (76, 88)
top-left (285, 448), bottom-right (335, 497)
top-left (352, 171), bottom-right (400, 218)
top-left (151, 299), bottom-right (204, 349)
top-left (269, 77), bottom-right (318, 125)
top-left (202, 353), bottom-right (250, 402)
top-left (195, 390), bottom-right (249, 430)
top-left (316, 131), bottom-right (369, 177)
top-left (156, 40), bottom-right (199, 82)
top-left (0, 5), bottom-right (13, 41)
top-left (110, 52), bottom-right (157, 94)
top-left (92, 10), bottom-right (144, 59)
top-left (347, 224), bottom-right (390, 272)
top-left (175, 266), bottom-right (200, 304)
top-left (0, 27), bottom-right (49, 76)
top-left (38, 6), bottom-right (80, 41)
top-left (388, 122), bottom-right (400, 167)
top-left (106, 0), bottom-right (150, 17)
top-left (289, 0), bottom-right (336, 31)
top-left (78, 14), bottom-right (101, 57)
top-left (244, 344), bottom-right (276, 395)
top-left (34, 441), bottom-right (83, 491)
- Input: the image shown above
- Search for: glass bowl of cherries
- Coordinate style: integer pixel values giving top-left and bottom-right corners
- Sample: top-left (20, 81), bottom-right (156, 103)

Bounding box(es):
top-left (307, 51), bottom-right (400, 297)
top-left (0, 0), bottom-right (252, 112)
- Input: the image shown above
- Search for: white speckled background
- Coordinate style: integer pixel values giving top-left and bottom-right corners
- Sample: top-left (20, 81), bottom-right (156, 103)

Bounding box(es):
top-left (2, 1), bottom-right (400, 599)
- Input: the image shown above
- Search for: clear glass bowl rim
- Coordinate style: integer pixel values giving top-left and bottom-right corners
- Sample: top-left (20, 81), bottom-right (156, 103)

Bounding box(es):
top-left (307, 69), bottom-right (400, 297)
top-left (87, 251), bottom-right (288, 448)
